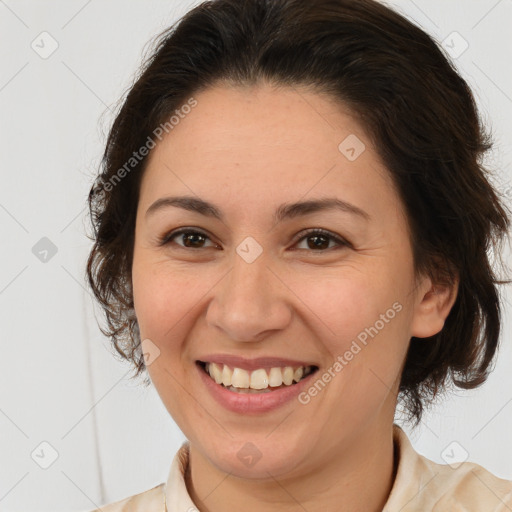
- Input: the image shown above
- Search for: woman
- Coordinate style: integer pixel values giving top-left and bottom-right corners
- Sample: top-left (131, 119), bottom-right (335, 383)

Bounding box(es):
top-left (85, 0), bottom-right (512, 510)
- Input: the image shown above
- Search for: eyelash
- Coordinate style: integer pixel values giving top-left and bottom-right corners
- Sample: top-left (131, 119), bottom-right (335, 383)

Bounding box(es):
top-left (158, 227), bottom-right (351, 253)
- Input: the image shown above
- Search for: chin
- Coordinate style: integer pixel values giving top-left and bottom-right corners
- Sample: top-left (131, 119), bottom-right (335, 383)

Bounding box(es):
top-left (200, 435), bottom-right (309, 480)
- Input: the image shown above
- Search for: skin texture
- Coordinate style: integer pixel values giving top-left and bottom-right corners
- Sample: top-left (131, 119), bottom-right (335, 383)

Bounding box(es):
top-left (131, 83), bottom-right (458, 512)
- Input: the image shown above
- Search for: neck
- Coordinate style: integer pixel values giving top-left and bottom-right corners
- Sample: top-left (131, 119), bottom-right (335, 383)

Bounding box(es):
top-left (184, 421), bottom-right (398, 512)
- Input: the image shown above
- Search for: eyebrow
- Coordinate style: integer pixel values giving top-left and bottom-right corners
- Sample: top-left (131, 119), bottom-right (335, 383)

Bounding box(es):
top-left (145, 195), bottom-right (371, 224)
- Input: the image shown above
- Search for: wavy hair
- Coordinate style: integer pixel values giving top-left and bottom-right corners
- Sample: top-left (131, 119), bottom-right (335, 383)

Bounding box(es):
top-left (86, 0), bottom-right (511, 427)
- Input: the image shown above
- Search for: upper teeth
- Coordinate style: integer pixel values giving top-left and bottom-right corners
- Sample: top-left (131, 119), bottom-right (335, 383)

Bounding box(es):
top-left (205, 362), bottom-right (313, 390)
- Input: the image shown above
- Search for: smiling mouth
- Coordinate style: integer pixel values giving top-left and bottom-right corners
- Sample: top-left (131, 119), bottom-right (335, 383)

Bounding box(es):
top-left (197, 361), bottom-right (319, 393)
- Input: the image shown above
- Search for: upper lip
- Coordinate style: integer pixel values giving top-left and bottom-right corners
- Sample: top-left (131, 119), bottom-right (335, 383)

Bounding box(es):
top-left (197, 354), bottom-right (318, 372)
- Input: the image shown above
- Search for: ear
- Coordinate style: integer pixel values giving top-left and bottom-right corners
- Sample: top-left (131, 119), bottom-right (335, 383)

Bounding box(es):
top-left (410, 273), bottom-right (459, 338)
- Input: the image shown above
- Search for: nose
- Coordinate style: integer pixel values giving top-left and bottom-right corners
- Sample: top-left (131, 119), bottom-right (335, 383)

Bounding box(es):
top-left (205, 248), bottom-right (293, 342)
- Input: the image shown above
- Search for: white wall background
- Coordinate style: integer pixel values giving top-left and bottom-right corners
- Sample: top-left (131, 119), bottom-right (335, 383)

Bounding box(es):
top-left (0, 1), bottom-right (510, 511)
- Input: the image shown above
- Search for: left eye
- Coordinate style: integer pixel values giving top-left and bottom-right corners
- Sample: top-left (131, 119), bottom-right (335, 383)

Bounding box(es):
top-left (293, 228), bottom-right (349, 251)
top-left (159, 228), bottom-right (349, 252)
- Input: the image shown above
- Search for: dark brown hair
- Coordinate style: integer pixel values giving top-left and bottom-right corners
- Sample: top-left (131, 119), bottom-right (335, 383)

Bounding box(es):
top-left (86, 0), bottom-right (511, 427)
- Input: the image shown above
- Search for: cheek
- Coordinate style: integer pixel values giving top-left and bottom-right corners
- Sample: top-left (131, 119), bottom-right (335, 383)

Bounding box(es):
top-left (296, 270), bottom-right (410, 397)
top-left (290, 269), bottom-right (393, 353)
top-left (131, 260), bottom-right (200, 420)
top-left (132, 259), bottom-right (201, 340)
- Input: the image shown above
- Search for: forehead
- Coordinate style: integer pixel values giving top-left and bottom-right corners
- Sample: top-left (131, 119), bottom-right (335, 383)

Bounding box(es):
top-left (139, 83), bottom-right (401, 224)
top-left (157, 83), bottom-right (369, 158)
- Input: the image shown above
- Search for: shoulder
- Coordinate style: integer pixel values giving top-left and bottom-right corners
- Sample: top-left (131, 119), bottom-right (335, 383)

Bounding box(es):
top-left (84, 482), bottom-right (165, 512)
top-left (419, 456), bottom-right (512, 511)
top-left (386, 425), bottom-right (512, 511)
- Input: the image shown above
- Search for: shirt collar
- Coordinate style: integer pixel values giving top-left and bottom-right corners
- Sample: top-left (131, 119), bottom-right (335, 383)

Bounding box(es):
top-left (164, 440), bottom-right (194, 511)
top-left (164, 424), bottom-right (424, 511)
top-left (383, 423), bottom-right (437, 509)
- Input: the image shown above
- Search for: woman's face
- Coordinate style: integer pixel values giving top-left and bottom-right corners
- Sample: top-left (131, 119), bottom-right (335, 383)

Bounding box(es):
top-left (132, 83), bottom-right (442, 479)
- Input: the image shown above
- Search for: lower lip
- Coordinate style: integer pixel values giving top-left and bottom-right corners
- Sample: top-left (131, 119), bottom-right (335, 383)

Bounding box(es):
top-left (197, 362), bottom-right (318, 414)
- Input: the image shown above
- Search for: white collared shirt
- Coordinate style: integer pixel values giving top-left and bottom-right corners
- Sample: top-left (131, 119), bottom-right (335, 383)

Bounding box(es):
top-left (86, 424), bottom-right (512, 511)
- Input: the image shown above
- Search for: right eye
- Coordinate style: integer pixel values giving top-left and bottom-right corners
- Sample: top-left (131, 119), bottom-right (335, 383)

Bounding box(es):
top-left (158, 228), bottom-right (219, 250)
